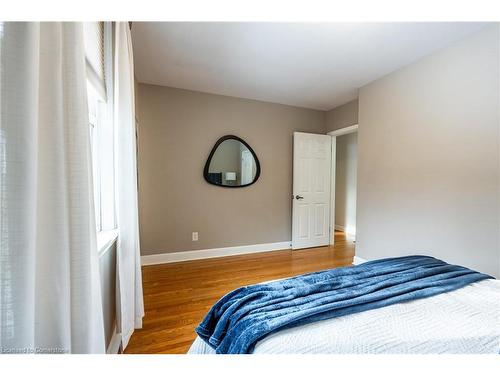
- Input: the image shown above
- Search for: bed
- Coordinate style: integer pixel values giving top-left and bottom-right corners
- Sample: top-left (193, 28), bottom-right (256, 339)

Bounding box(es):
top-left (188, 257), bottom-right (500, 354)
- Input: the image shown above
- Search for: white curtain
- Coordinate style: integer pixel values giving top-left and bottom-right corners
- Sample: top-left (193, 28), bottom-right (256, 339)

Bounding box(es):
top-left (114, 22), bottom-right (145, 349)
top-left (0, 22), bottom-right (105, 353)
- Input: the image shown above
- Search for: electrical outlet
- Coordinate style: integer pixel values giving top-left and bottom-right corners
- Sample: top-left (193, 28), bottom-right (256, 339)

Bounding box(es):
top-left (192, 232), bottom-right (199, 241)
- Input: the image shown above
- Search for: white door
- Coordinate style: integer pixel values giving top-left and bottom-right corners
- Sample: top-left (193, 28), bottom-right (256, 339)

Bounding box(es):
top-left (292, 132), bottom-right (332, 249)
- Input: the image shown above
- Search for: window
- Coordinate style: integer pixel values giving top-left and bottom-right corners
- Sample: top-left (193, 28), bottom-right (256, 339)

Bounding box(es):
top-left (85, 22), bottom-right (115, 232)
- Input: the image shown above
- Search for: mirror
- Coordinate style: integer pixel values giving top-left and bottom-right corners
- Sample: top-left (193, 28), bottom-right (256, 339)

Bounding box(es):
top-left (204, 135), bottom-right (261, 187)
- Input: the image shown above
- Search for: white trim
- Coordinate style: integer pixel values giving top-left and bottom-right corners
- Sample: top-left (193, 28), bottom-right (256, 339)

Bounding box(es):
top-left (141, 241), bottom-right (292, 266)
top-left (328, 124), bottom-right (358, 247)
top-left (327, 124), bottom-right (359, 137)
top-left (353, 256), bottom-right (367, 265)
top-left (106, 325), bottom-right (122, 354)
top-left (334, 224), bottom-right (345, 232)
top-left (329, 135), bottom-right (336, 245)
top-left (100, 21), bottom-right (116, 231)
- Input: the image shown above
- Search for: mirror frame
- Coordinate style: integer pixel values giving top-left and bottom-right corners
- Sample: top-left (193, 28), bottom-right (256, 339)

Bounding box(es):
top-left (204, 135), bottom-right (261, 188)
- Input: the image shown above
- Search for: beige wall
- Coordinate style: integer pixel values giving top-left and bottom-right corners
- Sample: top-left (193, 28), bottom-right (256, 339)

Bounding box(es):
top-left (326, 99), bottom-right (358, 132)
top-left (357, 25), bottom-right (500, 277)
top-left (137, 84), bottom-right (325, 255)
top-left (335, 132), bottom-right (357, 234)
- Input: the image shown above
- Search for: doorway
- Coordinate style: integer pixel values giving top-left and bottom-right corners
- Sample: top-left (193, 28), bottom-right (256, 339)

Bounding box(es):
top-left (329, 125), bottom-right (358, 245)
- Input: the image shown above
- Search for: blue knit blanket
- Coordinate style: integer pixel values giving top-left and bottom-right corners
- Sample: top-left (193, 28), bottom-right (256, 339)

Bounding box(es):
top-left (196, 255), bottom-right (493, 354)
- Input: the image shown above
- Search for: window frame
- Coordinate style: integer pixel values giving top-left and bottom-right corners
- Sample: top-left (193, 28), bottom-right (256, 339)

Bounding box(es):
top-left (87, 22), bottom-right (116, 234)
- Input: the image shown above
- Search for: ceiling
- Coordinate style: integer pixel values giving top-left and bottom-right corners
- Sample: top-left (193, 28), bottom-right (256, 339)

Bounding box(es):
top-left (132, 22), bottom-right (488, 111)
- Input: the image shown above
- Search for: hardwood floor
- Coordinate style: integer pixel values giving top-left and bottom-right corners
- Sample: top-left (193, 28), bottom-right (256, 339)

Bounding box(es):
top-left (124, 231), bottom-right (355, 354)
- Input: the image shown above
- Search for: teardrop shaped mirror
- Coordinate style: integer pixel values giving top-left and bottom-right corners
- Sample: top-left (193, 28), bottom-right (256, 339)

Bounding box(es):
top-left (204, 135), bottom-right (261, 187)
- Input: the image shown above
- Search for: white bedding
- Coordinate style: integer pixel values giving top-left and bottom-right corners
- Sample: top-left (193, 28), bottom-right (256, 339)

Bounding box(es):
top-left (188, 279), bottom-right (500, 354)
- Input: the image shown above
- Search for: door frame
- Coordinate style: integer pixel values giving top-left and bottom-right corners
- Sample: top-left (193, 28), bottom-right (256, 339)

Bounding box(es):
top-left (327, 124), bottom-right (358, 245)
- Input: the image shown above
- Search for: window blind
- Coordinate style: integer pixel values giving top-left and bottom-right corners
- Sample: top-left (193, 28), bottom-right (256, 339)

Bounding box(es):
top-left (84, 22), bottom-right (106, 99)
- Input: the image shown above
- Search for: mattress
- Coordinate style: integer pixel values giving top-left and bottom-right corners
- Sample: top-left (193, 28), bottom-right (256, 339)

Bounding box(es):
top-left (188, 279), bottom-right (500, 354)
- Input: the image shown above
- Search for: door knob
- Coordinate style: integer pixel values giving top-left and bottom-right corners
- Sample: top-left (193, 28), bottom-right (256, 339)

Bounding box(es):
top-left (295, 195), bottom-right (304, 200)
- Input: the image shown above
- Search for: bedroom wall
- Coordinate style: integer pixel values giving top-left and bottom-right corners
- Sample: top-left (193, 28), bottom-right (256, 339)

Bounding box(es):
top-left (326, 99), bottom-right (358, 132)
top-left (356, 25), bottom-right (500, 277)
top-left (335, 132), bottom-right (357, 236)
top-left (137, 84), bottom-right (326, 255)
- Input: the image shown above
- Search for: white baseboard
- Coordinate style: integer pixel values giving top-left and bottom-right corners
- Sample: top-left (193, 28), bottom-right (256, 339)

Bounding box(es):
top-left (353, 256), bottom-right (367, 265)
top-left (141, 241), bottom-right (292, 266)
top-left (106, 326), bottom-right (121, 354)
top-left (334, 224), bottom-right (345, 232)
